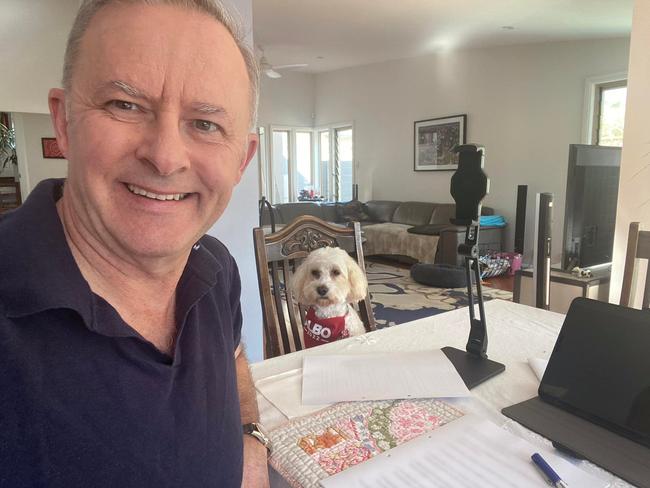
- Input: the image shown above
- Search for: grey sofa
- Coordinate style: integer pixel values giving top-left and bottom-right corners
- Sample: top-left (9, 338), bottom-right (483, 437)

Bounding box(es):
top-left (260, 200), bottom-right (504, 266)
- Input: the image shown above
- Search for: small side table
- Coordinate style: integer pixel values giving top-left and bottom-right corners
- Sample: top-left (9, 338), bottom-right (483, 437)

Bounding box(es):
top-left (514, 267), bottom-right (610, 314)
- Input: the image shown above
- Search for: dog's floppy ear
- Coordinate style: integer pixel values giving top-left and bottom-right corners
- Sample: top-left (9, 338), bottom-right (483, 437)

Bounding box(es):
top-left (344, 253), bottom-right (368, 303)
top-left (291, 257), bottom-right (310, 304)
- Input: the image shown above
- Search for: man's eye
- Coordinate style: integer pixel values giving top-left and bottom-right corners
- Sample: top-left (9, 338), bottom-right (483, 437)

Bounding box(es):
top-left (193, 120), bottom-right (219, 132)
top-left (110, 100), bottom-right (139, 111)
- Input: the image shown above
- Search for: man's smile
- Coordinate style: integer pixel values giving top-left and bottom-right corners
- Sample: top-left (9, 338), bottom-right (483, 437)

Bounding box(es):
top-left (126, 183), bottom-right (189, 201)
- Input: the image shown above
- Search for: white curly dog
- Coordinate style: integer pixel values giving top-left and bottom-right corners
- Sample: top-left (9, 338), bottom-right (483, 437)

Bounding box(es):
top-left (292, 247), bottom-right (368, 348)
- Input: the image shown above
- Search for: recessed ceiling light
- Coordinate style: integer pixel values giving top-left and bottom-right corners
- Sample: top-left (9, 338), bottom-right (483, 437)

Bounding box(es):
top-left (501, 25), bottom-right (515, 30)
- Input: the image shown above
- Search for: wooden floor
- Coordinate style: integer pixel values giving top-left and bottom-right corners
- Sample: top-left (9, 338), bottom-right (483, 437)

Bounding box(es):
top-left (482, 274), bottom-right (514, 292)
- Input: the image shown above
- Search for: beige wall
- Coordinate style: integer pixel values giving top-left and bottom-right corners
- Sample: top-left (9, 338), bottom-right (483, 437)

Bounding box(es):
top-left (313, 38), bottom-right (630, 264)
top-left (609, 1), bottom-right (650, 307)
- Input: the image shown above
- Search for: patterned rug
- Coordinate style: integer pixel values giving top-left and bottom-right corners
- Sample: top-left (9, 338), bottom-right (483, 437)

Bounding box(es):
top-left (366, 261), bottom-right (513, 329)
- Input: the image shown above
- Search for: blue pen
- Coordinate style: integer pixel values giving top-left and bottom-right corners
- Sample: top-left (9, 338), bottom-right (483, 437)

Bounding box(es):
top-left (531, 453), bottom-right (569, 488)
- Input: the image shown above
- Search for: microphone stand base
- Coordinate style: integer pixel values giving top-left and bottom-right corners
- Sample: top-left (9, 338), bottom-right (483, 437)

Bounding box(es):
top-left (442, 346), bottom-right (505, 389)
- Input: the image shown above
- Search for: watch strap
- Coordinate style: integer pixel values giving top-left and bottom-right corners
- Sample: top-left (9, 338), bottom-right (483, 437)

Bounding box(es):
top-left (243, 422), bottom-right (271, 451)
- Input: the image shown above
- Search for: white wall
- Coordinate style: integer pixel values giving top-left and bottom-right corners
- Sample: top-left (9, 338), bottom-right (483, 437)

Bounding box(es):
top-left (609, 1), bottom-right (650, 306)
top-left (314, 38), bottom-right (630, 264)
top-left (0, 0), bottom-right (79, 113)
top-left (209, 0), bottom-right (266, 362)
top-left (12, 112), bottom-right (68, 197)
top-left (258, 72), bottom-right (316, 128)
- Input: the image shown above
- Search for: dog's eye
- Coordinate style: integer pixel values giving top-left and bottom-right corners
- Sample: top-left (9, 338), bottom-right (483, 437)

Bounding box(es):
top-left (311, 269), bottom-right (321, 278)
top-left (331, 269), bottom-right (341, 277)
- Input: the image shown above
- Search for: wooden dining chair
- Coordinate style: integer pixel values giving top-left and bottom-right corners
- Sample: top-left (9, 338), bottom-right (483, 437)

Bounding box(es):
top-left (253, 215), bottom-right (376, 359)
top-left (620, 222), bottom-right (650, 310)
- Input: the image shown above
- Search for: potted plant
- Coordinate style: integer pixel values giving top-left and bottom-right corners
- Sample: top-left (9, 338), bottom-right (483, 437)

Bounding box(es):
top-left (1, 121), bottom-right (18, 174)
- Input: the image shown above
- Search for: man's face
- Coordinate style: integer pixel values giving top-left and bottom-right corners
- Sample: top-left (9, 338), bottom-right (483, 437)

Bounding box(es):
top-left (50, 3), bottom-right (257, 261)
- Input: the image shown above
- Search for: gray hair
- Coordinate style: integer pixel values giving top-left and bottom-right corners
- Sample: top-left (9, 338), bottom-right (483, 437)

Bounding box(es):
top-left (63, 0), bottom-right (259, 129)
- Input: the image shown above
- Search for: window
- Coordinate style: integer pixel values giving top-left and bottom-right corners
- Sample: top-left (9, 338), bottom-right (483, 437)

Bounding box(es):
top-left (592, 80), bottom-right (627, 147)
top-left (334, 126), bottom-right (353, 201)
top-left (316, 130), bottom-right (330, 199)
top-left (262, 124), bottom-right (353, 203)
top-left (295, 131), bottom-right (313, 200)
top-left (584, 75), bottom-right (627, 147)
top-left (271, 129), bottom-right (290, 203)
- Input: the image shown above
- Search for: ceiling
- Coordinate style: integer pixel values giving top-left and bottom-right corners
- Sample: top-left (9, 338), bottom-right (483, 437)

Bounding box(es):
top-left (253, 0), bottom-right (634, 74)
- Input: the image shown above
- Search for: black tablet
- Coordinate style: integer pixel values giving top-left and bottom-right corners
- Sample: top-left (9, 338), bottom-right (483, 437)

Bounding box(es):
top-left (539, 297), bottom-right (650, 448)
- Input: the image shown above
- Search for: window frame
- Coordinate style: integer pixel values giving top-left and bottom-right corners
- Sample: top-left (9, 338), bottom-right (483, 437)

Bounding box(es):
top-left (262, 122), bottom-right (354, 203)
top-left (315, 121), bottom-right (355, 202)
top-left (294, 129), bottom-right (315, 200)
top-left (582, 72), bottom-right (627, 145)
top-left (592, 80), bottom-right (627, 146)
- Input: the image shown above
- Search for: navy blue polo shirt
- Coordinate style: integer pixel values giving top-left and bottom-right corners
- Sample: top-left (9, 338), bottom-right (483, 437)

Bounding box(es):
top-left (0, 179), bottom-right (244, 487)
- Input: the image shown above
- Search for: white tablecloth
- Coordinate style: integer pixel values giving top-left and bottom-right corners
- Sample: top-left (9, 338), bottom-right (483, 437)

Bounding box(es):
top-left (251, 299), bottom-right (634, 487)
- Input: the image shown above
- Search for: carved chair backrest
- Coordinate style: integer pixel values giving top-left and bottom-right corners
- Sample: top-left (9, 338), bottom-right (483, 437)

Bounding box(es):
top-left (620, 221), bottom-right (650, 310)
top-left (253, 215), bottom-right (375, 359)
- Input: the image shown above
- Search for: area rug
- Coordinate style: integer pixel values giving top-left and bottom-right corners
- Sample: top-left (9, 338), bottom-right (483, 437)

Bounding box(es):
top-left (366, 261), bottom-right (513, 329)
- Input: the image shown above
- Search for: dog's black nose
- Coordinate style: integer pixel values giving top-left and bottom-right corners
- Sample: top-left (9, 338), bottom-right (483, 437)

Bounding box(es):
top-left (316, 285), bottom-right (328, 297)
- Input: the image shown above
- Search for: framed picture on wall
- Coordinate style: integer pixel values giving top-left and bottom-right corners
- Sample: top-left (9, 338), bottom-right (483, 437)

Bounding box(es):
top-left (41, 138), bottom-right (65, 159)
top-left (414, 114), bottom-right (466, 171)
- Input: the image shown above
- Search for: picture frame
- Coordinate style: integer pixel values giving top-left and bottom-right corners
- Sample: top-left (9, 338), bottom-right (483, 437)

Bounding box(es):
top-left (414, 114), bottom-right (467, 171)
top-left (41, 137), bottom-right (65, 159)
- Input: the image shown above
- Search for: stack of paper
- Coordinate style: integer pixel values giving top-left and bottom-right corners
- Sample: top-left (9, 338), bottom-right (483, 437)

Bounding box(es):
top-left (320, 414), bottom-right (608, 488)
top-left (302, 350), bottom-right (471, 405)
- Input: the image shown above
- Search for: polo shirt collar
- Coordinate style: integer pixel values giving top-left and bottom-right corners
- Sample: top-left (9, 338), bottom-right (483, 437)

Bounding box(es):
top-left (0, 179), bottom-right (223, 332)
top-left (0, 179), bottom-right (94, 323)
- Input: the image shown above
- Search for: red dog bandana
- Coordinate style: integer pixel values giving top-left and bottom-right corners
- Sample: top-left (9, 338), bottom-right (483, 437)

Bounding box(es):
top-left (303, 307), bottom-right (349, 348)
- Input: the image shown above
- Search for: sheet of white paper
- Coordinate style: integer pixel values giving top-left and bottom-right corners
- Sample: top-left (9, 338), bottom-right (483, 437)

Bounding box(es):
top-left (320, 414), bottom-right (608, 488)
top-left (255, 368), bottom-right (331, 419)
top-left (528, 358), bottom-right (549, 381)
top-left (302, 350), bottom-right (470, 405)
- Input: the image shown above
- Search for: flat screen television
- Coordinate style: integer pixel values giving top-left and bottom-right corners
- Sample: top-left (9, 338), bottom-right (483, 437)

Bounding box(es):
top-left (562, 144), bottom-right (621, 270)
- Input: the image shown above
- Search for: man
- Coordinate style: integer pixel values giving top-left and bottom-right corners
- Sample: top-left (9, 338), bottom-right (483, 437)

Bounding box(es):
top-left (0, 0), bottom-right (269, 486)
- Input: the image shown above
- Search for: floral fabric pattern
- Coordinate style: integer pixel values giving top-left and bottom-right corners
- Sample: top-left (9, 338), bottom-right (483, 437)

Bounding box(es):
top-left (270, 399), bottom-right (463, 486)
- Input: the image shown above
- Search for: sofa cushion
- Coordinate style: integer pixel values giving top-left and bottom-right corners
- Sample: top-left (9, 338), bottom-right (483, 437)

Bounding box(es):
top-left (429, 204), bottom-right (456, 225)
top-left (260, 205), bottom-right (282, 227)
top-left (276, 202), bottom-right (323, 224)
top-left (319, 203), bottom-right (340, 223)
top-left (363, 223), bottom-right (439, 264)
top-left (392, 202), bottom-right (436, 226)
top-left (364, 201), bottom-right (400, 223)
top-left (336, 200), bottom-right (369, 223)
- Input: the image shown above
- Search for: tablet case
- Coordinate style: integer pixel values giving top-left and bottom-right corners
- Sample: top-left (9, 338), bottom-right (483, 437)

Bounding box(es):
top-left (502, 397), bottom-right (650, 487)
top-left (502, 297), bottom-right (650, 488)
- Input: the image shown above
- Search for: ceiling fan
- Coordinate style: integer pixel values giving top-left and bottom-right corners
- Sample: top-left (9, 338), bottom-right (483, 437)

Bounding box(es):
top-left (258, 47), bottom-right (308, 78)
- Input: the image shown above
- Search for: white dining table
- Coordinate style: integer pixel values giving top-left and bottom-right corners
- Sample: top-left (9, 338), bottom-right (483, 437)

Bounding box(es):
top-left (250, 299), bottom-right (635, 488)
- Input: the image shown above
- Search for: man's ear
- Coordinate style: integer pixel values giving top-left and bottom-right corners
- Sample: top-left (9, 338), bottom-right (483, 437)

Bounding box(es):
top-left (48, 88), bottom-right (70, 158)
top-left (236, 132), bottom-right (259, 181)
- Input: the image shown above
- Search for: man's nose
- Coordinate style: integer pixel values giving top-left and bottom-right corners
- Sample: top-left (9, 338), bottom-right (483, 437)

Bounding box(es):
top-left (137, 115), bottom-right (190, 176)
top-left (316, 286), bottom-right (328, 297)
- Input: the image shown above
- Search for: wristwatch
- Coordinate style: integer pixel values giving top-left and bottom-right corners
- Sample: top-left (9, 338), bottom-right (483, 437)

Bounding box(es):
top-left (243, 422), bottom-right (271, 452)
